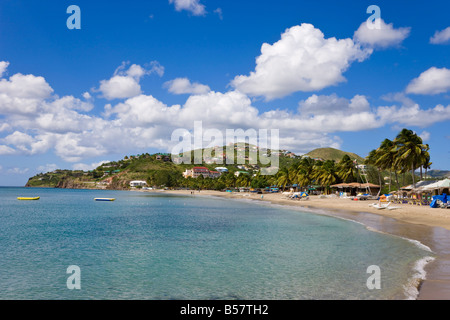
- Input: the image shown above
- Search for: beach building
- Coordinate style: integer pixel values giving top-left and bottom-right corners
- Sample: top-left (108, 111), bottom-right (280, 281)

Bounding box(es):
top-left (155, 153), bottom-right (171, 162)
top-left (330, 182), bottom-right (380, 196)
top-left (286, 152), bottom-right (296, 158)
top-left (130, 180), bottom-right (147, 187)
top-left (183, 167), bottom-right (222, 179)
top-left (209, 171), bottom-right (221, 179)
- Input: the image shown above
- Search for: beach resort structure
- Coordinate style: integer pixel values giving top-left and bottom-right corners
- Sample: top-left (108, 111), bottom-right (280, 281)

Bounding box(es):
top-left (330, 182), bottom-right (380, 196)
top-left (400, 178), bottom-right (450, 198)
top-left (183, 167), bottom-right (222, 179)
top-left (130, 180), bottom-right (148, 187)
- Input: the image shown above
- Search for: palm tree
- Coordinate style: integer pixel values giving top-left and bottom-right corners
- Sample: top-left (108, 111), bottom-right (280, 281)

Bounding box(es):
top-left (337, 154), bottom-right (357, 182)
top-left (276, 167), bottom-right (291, 191)
top-left (374, 138), bottom-right (400, 191)
top-left (313, 160), bottom-right (338, 194)
top-left (297, 157), bottom-right (315, 190)
top-left (393, 129), bottom-right (428, 188)
top-left (288, 158), bottom-right (315, 191)
top-left (236, 174), bottom-right (251, 188)
top-left (423, 153), bottom-right (432, 181)
top-left (418, 145), bottom-right (430, 180)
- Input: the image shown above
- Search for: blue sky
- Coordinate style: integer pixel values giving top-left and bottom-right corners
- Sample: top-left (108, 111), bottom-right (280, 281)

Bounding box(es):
top-left (0, 0), bottom-right (449, 186)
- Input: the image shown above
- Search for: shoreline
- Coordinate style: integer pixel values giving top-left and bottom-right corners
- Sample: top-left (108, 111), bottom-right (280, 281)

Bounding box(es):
top-left (153, 189), bottom-right (450, 300)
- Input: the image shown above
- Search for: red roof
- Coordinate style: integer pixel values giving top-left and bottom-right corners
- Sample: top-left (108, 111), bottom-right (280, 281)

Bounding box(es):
top-left (193, 167), bottom-right (209, 172)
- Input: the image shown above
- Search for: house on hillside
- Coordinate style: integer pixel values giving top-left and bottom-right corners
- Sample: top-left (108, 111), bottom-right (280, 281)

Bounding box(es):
top-left (155, 153), bottom-right (171, 162)
top-left (209, 171), bottom-right (221, 179)
top-left (130, 180), bottom-right (147, 187)
top-left (183, 167), bottom-right (222, 179)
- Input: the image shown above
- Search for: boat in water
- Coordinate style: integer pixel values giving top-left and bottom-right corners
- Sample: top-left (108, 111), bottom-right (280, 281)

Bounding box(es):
top-left (94, 198), bottom-right (116, 201)
top-left (17, 197), bottom-right (40, 200)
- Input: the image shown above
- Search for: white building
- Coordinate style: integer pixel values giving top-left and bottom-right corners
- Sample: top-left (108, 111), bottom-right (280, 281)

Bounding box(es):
top-left (130, 180), bottom-right (147, 187)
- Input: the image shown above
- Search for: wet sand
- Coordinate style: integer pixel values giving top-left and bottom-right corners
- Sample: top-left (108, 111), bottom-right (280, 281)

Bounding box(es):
top-left (153, 189), bottom-right (450, 300)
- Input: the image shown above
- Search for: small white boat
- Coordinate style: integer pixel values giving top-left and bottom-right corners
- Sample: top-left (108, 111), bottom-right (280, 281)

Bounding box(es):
top-left (369, 202), bottom-right (391, 209)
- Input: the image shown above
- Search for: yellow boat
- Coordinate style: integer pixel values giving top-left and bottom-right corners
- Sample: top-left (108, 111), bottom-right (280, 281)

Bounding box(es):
top-left (17, 197), bottom-right (40, 200)
top-left (94, 198), bottom-right (115, 201)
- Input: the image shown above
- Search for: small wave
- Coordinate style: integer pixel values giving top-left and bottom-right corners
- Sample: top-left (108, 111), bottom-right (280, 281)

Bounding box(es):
top-left (406, 239), bottom-right (433, 253)
top-left (403, 256), bottom-right (436, 300)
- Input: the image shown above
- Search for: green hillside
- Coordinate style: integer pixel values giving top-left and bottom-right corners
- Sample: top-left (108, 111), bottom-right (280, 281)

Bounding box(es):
top-left (25, 143), bottom-right (296, 189)
top-left (304, 147), bottom-right (365, 163)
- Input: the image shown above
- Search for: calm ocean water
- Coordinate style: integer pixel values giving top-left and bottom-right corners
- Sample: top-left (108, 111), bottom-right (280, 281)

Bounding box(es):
top-left (0, 187), bottom-right (433, 300)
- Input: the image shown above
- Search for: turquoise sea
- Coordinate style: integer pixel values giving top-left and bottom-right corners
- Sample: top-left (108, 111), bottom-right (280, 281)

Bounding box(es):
top-left (0, 187), bottom-right (433, 300)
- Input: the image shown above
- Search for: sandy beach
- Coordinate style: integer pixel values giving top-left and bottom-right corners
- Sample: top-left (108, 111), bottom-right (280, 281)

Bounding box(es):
top-left (152, 189), bottom-right (450, 300)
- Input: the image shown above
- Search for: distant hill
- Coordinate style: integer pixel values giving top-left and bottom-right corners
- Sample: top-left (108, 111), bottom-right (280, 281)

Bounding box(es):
top-left (304, 147), bottom-right (365, 163)
top-left (426, 170), bottom-right (450, 179)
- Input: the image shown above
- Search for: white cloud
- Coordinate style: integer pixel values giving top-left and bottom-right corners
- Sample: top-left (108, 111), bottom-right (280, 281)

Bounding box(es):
top-left (354, 19), bottom-right (410, 48)
top-left (376, 103), bottom-right (450, 127)
top-left (0, 61), bottom-right (10, 77)
top-left (169, 0), bottom-right (206, 16)
top-left (0, 73), bottom-right (53, 114)
top-left (214, 8), bottom-right (223, 20)
top-left (37, 163), bottom-right (59, 173)
top-left (230, 23), bottom-right (371, 100)
top-left (298, 94), bottom-right (370, 116)
top-left (109, 94), bottom-right (181, 127)
top-left (1, 131), bottom-right (53, 155)
top-left (72, 160), bottom-right (110, 171)
top-left (420, 131), bottom-right (431, 142)
top-left (6, 167), bottom-right (29, 175)
top-left (83, 92), bottom-right (92, 100)
top-left (3, 131), bottom-right (35, 148)
top-left (53, 132), bottom-right (108, 162)
top-left (0, 145), bottom-right (16, 155)
top-left (146, 61), bottom-right (165, 77)
top-left (99, 75), bottom-right (142, 100)
top-left (180, 90), bottom-right (259, 128)
top-left (164, 77), bottom-right (211, 95)
top-left (51, 95), bottom-right (94, 112)
top-left (430, 27), bottom-right (450, 44)
top-left (97, 62), bottom-right (164, 100)
top-left (406, 67), bottom-right (450, 95)
top-left (0, 123), bottom-right (11, 132)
